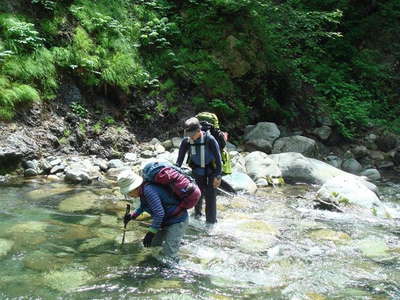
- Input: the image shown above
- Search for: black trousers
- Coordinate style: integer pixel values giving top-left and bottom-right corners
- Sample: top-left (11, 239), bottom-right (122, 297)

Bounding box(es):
top-left (194, 174), bottom-right (217, 223)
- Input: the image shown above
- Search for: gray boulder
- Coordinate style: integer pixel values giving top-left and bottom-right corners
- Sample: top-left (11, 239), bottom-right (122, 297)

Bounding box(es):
top-left (244, 151), bottom-right (281, 185)
top-left (270, 152), bottom-right (354, 185)
top-left (222, 172), bottom-right (257, 194)
top-left (272, 135), bottom-right (318, 158)
top-left (244, 122), bottom-right (280, 145)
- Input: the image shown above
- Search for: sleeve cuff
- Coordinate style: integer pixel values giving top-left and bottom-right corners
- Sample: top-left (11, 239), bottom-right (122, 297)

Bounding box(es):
top-left (148, 227), bottom-right (159, 233)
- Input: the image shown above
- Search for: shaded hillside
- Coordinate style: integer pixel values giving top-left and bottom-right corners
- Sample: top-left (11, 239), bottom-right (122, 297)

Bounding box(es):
top-left (1, 0), bottom-right (399, 139)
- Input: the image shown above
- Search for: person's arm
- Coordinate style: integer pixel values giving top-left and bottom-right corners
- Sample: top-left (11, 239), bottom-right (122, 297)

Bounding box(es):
top-left (131, 205), bottom-right (144, 219)
top-left (176, 138), bottom-right (189, 167)
top-left (209, 136), bottom-right (222, 177)
top-left (142, 185), bottom-right (165, 233)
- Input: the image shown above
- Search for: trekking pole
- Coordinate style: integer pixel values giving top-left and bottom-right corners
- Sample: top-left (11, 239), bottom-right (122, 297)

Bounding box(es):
top-left (121, 203), bottom-right (130, 246)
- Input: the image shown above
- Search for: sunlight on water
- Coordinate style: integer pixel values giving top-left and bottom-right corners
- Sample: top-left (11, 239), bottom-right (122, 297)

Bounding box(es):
top-left (0, 176), bottom-right (399, 299)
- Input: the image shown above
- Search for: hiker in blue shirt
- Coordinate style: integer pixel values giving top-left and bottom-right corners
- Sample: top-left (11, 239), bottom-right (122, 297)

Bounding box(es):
top-left (176, 117), bottom-right (222, 224)
top-left (118, 171), bottom-right (188, 265)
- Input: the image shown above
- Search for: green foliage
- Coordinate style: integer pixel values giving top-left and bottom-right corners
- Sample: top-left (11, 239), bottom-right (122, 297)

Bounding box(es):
top-left (0, 0), bottom-right (399, 137)
top-left (2, 48), bottom-right (57, 98)
top-left (0, 15), bottom-right (45, 53)
top-left (103, 116), bottom-right (116, 125)
top-left (0, 77), bottom-right (40, 119)
top-left (31, 0), bottom-right (56, 11)
top-left (70, 102), bottom-right (88, 118)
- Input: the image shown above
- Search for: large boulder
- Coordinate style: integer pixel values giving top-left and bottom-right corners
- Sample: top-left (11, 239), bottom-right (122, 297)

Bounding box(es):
top-left (244, 151), bottom-right (281, 185)
top-left (230, 151), bottom-right (246, 173)
top-left (270, 152), bottom-right (357, 185)
top-left (222, 172), bottom-right (257, 194)
top-left (0, 130), bottom-right (39, 174)
top-left (316, 175), bottom-right (390, 218)
top-left (244, 122), bottom-right (280, 141)
top-left (272, 135), bottom-right (319, 158)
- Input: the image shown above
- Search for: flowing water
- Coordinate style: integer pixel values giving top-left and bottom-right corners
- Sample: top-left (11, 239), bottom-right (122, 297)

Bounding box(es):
top-left (0, 174), bottom-right (399, 299)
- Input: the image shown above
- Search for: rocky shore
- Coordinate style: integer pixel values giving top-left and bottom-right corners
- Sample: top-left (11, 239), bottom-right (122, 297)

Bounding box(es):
top-left (1, 100), bottom-right (400, 219)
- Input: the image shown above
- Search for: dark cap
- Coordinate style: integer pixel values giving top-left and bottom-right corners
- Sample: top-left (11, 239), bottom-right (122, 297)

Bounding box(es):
top-left (184, 117), bottom-right (201, 137)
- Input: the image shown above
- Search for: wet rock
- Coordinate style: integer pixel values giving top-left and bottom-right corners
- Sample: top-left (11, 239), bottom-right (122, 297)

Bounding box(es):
top-left (78, 238), bottom-right (108, 252)
top-left (325, 155), bottom-right (342, 169)
top-left (50, 164), bottom-right (65, 174)
top-left (245, 151), bottom-right (282, 185)
top-left (108, 159), bottom-right (124, 169)
top-left (352, 145), bottom-right (368, 159)
top-left (360, 168), bottom-right (381, 181)
top-left (141, 149), bottom-right (154, 158)
top-left (100, 214), bottom-right (120, 227)
top-left (22, 160), bottom-right (39, 170)
top-left (39, 159), bottom-right (52, 173)
top-left (64, 168), bottom-right (90, 184)
top-left (0, 238), bottom-right (14, 258)
top-left (222, 172), bottom-right (257, 194)
top-left (0, 130), bottom-right (39, 173)
top-left (124, 152), bottom-right (137, 162)
top-left (171, 137), bottom-right (182, 148)
top-left (367, 150), bottom-right (385, 162)
top-left (58, 191), bottom-right (99, 212)
top-left (270, 152), bottom-right (349, 185)
top-left (317, 175), bottom-right (389, 217)
top-left (92, 158), bottom-right (108, 171)
top-left (272, 135), bottom-right (319, 158)
top-left (43, 268), bottom-right (94, 292)
top-left (24, 168), bottom-right (38, 177)
top-left (357, 238), bottom-right (389, 258)
top-left (23, 250), bottom-right (71, 271)
top-left (162, 139), bottom-right (173, 150)
top-left (230, 151), bottom-right (246, 173)
top-left (106, 167), bottom-right (132, 180)
top-left (341, 158), bottom-right (362, 174)
top-left (313, 125), bottom-right (332, 141)
top-left (46, 174), bottom-right (62, 182)
top-left (49, 158), bottom-right (62, 167)
top-left (7, 221), bottom-right (48, 234)
top-left (308, 229), bottom-right (350, 243)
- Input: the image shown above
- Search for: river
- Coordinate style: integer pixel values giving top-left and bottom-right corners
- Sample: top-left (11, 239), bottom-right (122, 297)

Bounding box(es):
top-left (0, 173), bottom-right (399, 299)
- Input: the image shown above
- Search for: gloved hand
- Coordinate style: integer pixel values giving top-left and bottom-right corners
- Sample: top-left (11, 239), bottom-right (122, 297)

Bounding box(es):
top-left (143, 231), bottom-right (155, 247)
top-left (123, 212), bottom-right (137, 225)
top-left (123, 212), bottom-right (132, 225)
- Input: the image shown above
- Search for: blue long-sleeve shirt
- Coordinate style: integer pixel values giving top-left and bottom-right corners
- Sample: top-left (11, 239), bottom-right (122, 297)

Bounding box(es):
top-left (176, 131), bottom-right (222, 177)
top-left (133, 183), bottom-right (188, 232)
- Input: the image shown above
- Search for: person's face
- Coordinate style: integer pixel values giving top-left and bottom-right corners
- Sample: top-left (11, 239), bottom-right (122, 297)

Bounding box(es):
top-left (189, 129), bottom-right (201, 140)
top-left (127, 187), bottom-right (140, 198)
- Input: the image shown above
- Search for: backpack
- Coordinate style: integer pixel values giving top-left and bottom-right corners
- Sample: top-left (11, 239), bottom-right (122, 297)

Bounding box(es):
top-left (142, 161), bottom-right (201, 209)
top-left (195, 112), bottom-right (232, 174)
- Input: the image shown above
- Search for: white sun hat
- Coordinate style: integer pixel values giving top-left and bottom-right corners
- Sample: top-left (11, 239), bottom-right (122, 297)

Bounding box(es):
top-left (117, 171), bottom-right (143, 195)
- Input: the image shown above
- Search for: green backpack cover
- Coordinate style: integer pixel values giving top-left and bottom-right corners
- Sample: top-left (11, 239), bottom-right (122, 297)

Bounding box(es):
top-left (195, 112), bottom-right (232, 174)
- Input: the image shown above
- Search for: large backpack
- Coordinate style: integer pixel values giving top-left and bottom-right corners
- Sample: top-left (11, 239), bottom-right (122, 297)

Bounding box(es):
top-left (142, 161), bottom-right (201, 209)
top-left (195, 112), bottom-right (232, 174)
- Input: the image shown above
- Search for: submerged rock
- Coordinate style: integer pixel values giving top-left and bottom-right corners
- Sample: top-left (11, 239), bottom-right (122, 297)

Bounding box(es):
top-left (58, 191), bottom-right (100, 213)
top-left (308, 229), bottom-right (351, 243)
top-left (23, 250), bottom-right (72, 271)
top-left (43, 268), bottom-right (94, 291)
top-left (357, 238), bottom-right (389, 258)
top-left (0, 238), bottom-right (14, 258)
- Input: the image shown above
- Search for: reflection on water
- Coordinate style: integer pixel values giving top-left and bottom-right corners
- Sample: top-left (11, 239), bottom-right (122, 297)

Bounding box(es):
top-left (0, 176), bottom-right (399, 299)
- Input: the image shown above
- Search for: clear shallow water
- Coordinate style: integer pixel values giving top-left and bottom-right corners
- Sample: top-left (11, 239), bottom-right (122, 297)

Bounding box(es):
top-left (0, 176), bottom-right (399, 299)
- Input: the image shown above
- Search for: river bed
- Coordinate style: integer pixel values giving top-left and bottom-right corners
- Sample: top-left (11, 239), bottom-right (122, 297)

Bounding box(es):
top-left (0, 174), bottom-right (399, 299)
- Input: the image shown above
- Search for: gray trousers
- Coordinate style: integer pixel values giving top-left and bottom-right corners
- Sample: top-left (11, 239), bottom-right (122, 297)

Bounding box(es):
top-left (151, 218), bottom-right (188, 261)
